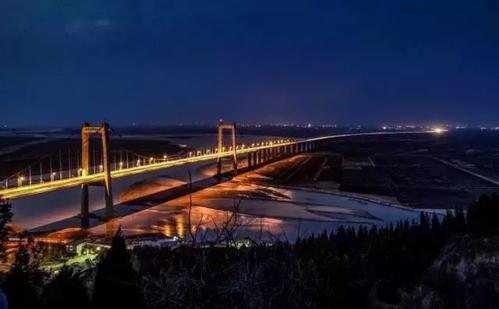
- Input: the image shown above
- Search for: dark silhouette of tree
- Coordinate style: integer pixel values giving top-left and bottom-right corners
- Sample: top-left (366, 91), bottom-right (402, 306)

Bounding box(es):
top-left (2, 240), bottom-right (43, 309)
top-left (467, 193), bottom-right (499, 236)
top-left (42, 266), bottom-right (89, 309)
top-left (92, 227), bottom-right (145, 309)
top-left (0, 200), bottom-right (12, 260)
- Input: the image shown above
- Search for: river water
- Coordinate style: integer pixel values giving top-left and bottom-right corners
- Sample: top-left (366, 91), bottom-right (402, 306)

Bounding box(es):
top-left (87, 170), bottom-right (422, 242)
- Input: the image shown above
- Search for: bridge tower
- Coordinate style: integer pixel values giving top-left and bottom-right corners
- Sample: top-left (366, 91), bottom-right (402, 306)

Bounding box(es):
top-left (81, 123), bottom-right (114, 223)
top-left (217, 120), bottom-right (237, 176)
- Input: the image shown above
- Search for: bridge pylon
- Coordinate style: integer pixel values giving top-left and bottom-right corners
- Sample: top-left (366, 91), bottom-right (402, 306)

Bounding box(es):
top-left (217, 120), bottom-right (237, 176)
top-left (81, 123), bottom-right (114, 223)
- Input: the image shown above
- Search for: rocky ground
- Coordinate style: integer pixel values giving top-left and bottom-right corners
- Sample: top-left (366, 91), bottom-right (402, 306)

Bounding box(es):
top-left (404, 235), bottom-right (499, 308)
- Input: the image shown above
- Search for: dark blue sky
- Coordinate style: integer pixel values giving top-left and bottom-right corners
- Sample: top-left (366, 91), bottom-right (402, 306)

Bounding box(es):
top-left (1, 0), bottom-right (498, 126)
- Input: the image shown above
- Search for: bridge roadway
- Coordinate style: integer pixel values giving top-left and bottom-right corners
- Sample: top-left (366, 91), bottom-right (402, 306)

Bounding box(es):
top-left (0, 130), bottom-right (435, 200)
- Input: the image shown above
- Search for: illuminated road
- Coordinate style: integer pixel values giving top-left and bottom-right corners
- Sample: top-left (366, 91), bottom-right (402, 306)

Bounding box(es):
top-left (0, 130), bottom-right (436, 200)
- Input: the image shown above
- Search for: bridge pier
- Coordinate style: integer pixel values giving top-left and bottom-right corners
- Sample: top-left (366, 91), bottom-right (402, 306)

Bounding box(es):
top-left (81, 184), bottom-right (89, 228)
top-left (247, 152), bottom-right (252, 168)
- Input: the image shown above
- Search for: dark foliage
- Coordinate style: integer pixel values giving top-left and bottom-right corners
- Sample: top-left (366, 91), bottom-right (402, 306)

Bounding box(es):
top-left (42, 266), bottom-right (89, 309)
top-left (467, 193), bottom-right (499, 236)
top-left (2, 241), bottom-right (43, 309)
top-left (0, 201), bottom-right (12, 261)
top-left (92, 227), bottom-right (145, 309)
top-left (433, 269), bottom-right (467, 309)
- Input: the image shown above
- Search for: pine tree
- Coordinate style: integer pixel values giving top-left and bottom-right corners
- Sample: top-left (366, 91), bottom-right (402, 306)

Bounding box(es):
top-left (467, 194), bottom-right (499, 236)
top-left (0, 200), bottom-right (12, 260)
top-left (2, 243), bottom-right (42, 309)
top-left (92, 227), bottom-right (145, 309)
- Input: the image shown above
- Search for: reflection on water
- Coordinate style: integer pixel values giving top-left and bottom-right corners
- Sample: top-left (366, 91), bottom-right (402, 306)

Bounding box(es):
top-left (86, 157), bottom-right (427, 243)
top-left (91, 203), bottom-right (289, 242)
top-left (89, 184), bottom-right (422, 242)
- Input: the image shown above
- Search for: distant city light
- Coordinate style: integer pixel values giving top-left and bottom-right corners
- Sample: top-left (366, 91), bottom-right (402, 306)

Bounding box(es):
top-left (432, 127), bottom-right (446, 134)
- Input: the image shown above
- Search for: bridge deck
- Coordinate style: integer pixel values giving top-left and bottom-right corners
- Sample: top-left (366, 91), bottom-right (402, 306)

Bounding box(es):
top-left (0, 131), bottom-right (434, 200)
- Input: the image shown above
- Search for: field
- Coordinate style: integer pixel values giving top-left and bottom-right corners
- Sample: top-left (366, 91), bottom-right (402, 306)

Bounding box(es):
top-left (319, 131), bottom-right (499, 209)
top-left (244, 130), bottom-right (499, 209)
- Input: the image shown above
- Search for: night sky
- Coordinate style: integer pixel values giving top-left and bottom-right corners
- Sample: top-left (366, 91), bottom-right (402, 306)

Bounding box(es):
top-left (1, 0), bottom-right (498, 127)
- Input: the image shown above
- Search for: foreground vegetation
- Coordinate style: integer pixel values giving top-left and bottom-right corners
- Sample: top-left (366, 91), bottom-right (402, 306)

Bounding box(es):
top-left (1, 194), bottom-right (499, 308)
